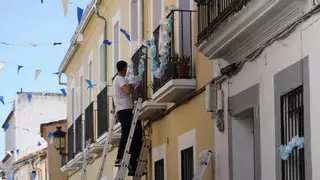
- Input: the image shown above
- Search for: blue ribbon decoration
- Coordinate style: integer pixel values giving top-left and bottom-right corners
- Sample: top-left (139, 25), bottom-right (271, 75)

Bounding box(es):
top-left (120, 28), bottom-right (131, 41)
top-left (103, 40), bottom-right (112, 46)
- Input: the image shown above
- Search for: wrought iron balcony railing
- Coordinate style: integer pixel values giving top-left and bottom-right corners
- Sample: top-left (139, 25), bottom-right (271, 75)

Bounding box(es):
top-left (67, 124), bottom-right (74, 162)
top-left (196, 0), bottom-right (251, 44)
top-left (75, 114), bottom-right (83, 155)
top-left (97, 86), bottom-right (109, 138)
top-left (85, 101), bottom-right (96, 143)
top-left (152, 10), bottom-right (195, 93)
top-left (132, 45), bottom-right (148, 103)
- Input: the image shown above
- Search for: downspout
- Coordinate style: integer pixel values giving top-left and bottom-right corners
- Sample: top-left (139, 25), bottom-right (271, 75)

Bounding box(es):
top-left (32, 156), bottom-right (42, 180)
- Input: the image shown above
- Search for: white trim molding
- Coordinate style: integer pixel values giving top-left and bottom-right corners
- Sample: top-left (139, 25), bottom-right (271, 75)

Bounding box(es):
top-left (152, 144), bottom-right (167, 180)
top-left (112, 8), bottom-right (121, 77)
top-left (88, 49), bottom-right (94, 104)
top-left (178, 128), bottom-right (196, 180)
top-left (150, 0), bottom-right (164, 34)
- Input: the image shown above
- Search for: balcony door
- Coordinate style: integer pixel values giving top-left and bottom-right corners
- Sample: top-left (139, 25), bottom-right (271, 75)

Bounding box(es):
top-left (178, 0), bottom-right (192, 58)
top-left (232, 114), bottom-right (254, 180)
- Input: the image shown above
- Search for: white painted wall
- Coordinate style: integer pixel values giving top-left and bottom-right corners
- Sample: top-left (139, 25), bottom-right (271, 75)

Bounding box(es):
top-left (7, 92), bottom-right (67, 161)
top-left (213, 11), bottom-right (320, 180)
top-left (5, 116), bottom-right (15, 153)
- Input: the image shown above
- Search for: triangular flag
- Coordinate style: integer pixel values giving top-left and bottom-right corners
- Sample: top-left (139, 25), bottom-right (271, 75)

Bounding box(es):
top-left (32, 171), bottom-right (37, 179)
top-left (16, 149), bottom-right (20, 155)
top-left (38, 141), bottom-right (42, 146)
top-left (0, 96), bottom-right (4, 105)
top-left (103, 40), bottom-right (112, 46)
top-left (53, 72), bottom-right (59, 75)
top-left (53, 42), bottom-right (62, 46)
top-left (77, 33), bottom-right (84, 44)
top-left (62, 0), bottom-right (68, 17)
top-left (0, 42), bottom-right (10, 45)
top-left (48, 131), bottom-right (53, 138)
top-left (29, 43), bottom-right (38, 47)
top-left (60, 89), bottom-right (67, 96)
top-left (41, 0), bottom-right (43, 4)
top-left (35, 69), bottom-right (41, 80)
top-left (0, 61), bottom-right (5, 71)
top-left (7, 151), bottom-right (12, 156)
top-left (3, 123), bottom-right (9, 131)
top-left (77, 7), bottom-right (84, 25)
top-left (27, 93), bottom-right (32, 103)
top-left (17, 65), bottom-right (23, 74)
top-left (120, 28), bottom-right (131, 41)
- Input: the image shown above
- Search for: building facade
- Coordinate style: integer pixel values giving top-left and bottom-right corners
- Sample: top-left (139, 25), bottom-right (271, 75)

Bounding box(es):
top-left (1, 92), bottom-right (67, 164)
top-left (194, 0), bottom-right (320, 179)
top-left (58, 0), bottom-right (215, 179)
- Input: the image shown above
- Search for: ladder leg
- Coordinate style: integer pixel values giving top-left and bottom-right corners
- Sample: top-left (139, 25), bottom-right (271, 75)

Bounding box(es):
top-left (133, 139), bottom-right (151, 180)
top-left (80, 139), bottom-right (92, 180)
top-left (95, 112), bottom-right (117, 180)
top-left (115, 98), bottom-right (143, 180)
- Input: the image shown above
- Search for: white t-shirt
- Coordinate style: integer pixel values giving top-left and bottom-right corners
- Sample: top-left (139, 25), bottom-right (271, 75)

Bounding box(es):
top-left (112, 75), bottom-right (134, 112)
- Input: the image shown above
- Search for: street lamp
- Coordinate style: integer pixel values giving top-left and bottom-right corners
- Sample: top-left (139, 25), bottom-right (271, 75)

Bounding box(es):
top-left (53, 126), bottom-right (67, 156)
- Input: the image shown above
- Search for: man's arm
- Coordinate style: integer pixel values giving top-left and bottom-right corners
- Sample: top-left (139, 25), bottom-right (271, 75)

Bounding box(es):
top-left (118, 77), bottom-right (134, 95)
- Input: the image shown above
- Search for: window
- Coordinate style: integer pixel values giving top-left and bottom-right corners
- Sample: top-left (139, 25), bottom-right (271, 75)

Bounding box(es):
top-left (99, 24), bottom-right (107, 91)
top-left (155, 159), bottom-right (164, 180)
top-left (151, 0), bottom-right (163, 31)
top-left (88, 60), bottom-right (93, 103)
top-left (280, 86), bottom-right (305, 180)
top-left (79, 75), bottom-right (84, 114)
top-left (130, 0), bottom-right (138, 55)
top-left (181, 147), bottom-right (194, 180)
top-left (113, 21), bottom-right (119, 76)
top-left (71, 88), bottom-right (75, 124)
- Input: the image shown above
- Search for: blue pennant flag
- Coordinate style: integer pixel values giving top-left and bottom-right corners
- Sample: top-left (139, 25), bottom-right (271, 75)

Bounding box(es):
top-left (27, 92), bottom-right (32, 103)
top-left (53, 72), bottom-right (59, 75)
top-left (16, 149), bottom-right (20, 155)
top-left (0, 96), bottom-right (4, 105)
top-left (60, 89), bottom-right (67, 96)
top-left (77, 7), bottom-right (84, 25)
top-left (17, 65), bottom-right (23, 74)
top-left (38, 141), bottom-right (42, 146)
top-left (3, 123), bottom-right (9, 132)
top-left (32, 171), bottom-right (37, 180)
top-left (53, 42), bottom-right (62, 46)
top-left (103, 40), bottom-right (112, 46)
top-left (120, 28), bottom-right (131, 41)
top-left (0, 42), bottom-right (9, 45)
top-left (41, 0), bottom-right (43, 4)
top-left (48, 131), bottom-right (53, 138)
top-left (85, 79), bottom-right (96, 89)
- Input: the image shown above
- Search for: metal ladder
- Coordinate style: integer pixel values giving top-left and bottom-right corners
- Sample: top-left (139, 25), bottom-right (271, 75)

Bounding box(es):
top-left (192, 149), bottom-right (213, 180)
top-left (95, 111), bottom-right (117, 180)
top-left (80, 139), bottom-right (92, 180)
top-left (115, 98), bottom-right (143, 180)
top-left (133, 138), bottom-right (151, 180)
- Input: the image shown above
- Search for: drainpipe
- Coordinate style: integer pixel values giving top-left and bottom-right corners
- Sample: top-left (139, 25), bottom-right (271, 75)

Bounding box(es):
top-left (58, 73), bottom-right (67, 86)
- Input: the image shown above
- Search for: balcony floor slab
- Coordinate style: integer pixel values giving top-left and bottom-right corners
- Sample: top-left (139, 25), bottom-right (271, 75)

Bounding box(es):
top-left (138, 101), bottom-right (167, 120)
top-left (152, 79), bottom-right (196, 103)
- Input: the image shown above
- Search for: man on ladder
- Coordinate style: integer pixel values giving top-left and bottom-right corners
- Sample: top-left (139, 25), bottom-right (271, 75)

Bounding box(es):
top-left (112, 60), bottom-right (143, 176)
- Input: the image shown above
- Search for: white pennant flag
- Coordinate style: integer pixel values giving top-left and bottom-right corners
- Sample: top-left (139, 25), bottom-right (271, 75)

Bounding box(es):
top-left (29, 43), bottom-right (38, 47)
top-left (7, 151), bottom-right (12, 156)
top-left (77, 33), bottom-right (84, 44)
top-left (0, 61), bottom-right (5, 71)
top-left (35, 69), bottom-right (41, 80)
top-left (62, 0), bottom-right (68, 17)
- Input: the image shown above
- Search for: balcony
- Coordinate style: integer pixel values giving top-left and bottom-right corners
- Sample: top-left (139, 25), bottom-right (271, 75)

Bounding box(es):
top-left (85, 101), bottom-right (104, 154)
top-left (73, 114), bottom-right (93, 165)
top-left (152, 10), bottom-right (196, 103)
top-left (96, 86), bottom-right (121, 145)
top-left (131, 45), bottom-right (167, 120)
top-left (61, 124), bottom-right (78, 171)
top-left (196, 0), bottom-right (306, 63)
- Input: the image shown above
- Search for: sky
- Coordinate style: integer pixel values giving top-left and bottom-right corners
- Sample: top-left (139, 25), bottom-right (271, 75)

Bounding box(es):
top-left (0, 0), bottom-right (91, 158)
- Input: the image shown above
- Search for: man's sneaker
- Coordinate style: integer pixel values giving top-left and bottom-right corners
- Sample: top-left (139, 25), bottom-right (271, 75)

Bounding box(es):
top-left (114, 159), bottom-right (122, 167)
top-left (128, 171), bottom-right (147, 176)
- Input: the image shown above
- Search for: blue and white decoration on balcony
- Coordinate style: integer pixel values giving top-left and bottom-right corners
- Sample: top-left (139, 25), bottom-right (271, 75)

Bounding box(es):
top-left (277, 135), bottom-right (304, 160)
top-left (151, 15), bottom-right (173, 78)
top-left (127, 46), bottom-right (147, 86)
